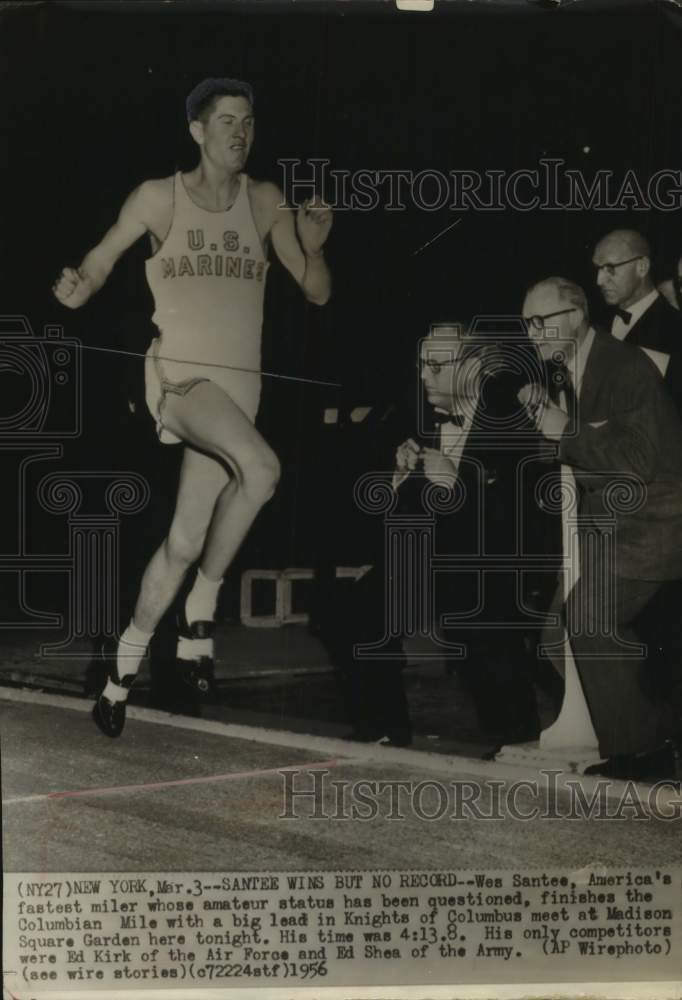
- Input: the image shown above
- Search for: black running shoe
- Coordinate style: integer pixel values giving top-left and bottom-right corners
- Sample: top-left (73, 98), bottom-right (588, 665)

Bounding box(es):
top-left (177, 657), bottom-right (215, 697)
top-left (92, 638), bottom-right (135, 738)
top-left (176, 609), bottom-right (216, 698)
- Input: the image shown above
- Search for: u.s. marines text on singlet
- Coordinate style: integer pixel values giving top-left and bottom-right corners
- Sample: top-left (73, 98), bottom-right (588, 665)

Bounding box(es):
top-left (145, 171), bottom-right (269, 442)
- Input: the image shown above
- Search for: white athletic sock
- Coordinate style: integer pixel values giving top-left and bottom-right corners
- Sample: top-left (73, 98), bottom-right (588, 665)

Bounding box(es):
top-left (185, 568), bottom-right (222, 624)
top-left (102, 678), bottom-right (130, 703)
top-left (104, 621), bottom-right (153, 703)
top-left (177, 635), bottom-right (214, 660)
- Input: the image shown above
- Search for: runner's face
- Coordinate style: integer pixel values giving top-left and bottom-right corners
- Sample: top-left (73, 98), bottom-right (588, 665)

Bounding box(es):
top-left (201, 95), bottom-right (254, 169)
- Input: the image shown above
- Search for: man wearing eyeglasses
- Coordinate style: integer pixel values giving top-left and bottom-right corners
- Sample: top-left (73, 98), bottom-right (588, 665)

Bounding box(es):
top-left (394, 329), bottom-right (484, 493)
top-left (592, 229), bottom-right (682, 413)
top-left (520, 277), bottom-right (682, 781)
top-left (393, 325), bottom-right (552, 751)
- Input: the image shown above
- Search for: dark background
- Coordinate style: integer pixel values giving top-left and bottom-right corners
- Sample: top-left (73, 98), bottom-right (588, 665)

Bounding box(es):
top-left (1, 0), bottom-right (682, 622)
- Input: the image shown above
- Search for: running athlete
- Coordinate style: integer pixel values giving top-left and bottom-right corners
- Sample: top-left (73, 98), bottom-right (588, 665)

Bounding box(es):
top-left (53, 78), bottom-right (332, 736)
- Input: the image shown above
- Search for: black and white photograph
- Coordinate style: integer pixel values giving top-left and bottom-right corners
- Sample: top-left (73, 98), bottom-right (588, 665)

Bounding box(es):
top-left (2, 0), bottom-right (682, 995)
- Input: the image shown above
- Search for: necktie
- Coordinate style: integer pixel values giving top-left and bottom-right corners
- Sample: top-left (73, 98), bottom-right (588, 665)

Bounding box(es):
top-left (614, 306), bottom-right (632, 325)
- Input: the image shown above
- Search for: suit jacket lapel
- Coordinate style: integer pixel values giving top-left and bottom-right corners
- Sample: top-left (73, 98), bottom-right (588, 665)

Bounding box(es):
top-left (627, 297), bottom-right (677, 355)
top-left (576, 329), bottom-right (605, 424)
top-left (625, 296), bottom-right (657, 349)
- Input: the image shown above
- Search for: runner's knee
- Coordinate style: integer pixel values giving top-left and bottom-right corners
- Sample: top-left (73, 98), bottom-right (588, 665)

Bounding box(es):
top-left (166, 522), bottom-right (206, 567)
top-left (241, 449), bottom-right (281, 504)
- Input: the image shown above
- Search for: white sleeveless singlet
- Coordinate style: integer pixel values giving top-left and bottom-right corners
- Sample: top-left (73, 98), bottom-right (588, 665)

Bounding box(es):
top-left (144, 171), bottom-right (269, 443)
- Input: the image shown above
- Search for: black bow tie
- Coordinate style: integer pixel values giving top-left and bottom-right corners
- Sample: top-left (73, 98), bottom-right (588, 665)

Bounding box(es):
top-left (434, 412), bottom-right (465, 427)
top-left (614, 307), bottom-right (632, 325)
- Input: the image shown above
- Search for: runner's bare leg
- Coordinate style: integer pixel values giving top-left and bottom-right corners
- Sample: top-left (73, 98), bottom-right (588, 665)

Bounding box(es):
top-left (158, 380), bottom-right (280, 584)
top-left (132, 445), bottom-right (232, 633)
top-left (97, 381), bottom-right (279, 728)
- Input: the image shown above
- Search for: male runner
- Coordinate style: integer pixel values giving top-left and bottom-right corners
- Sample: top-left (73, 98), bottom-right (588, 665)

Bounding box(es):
top-left (53, 77), bottom-right (332, 736)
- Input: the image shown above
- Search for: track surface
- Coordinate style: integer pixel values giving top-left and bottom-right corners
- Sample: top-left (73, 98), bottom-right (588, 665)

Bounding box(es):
top-left (3, 692), bottom-right (681, 872)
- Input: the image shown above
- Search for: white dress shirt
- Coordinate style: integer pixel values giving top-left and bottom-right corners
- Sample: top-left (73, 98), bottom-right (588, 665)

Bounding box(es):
top-left (391, 402), bottom-right (478, 493)
top-left (610, 288), bottom-right (659, 341)
top-left (438, 402), bottom-right (477, 472)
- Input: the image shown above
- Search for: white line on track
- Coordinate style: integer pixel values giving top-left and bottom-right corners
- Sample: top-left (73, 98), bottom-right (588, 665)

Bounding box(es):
top-left (1, 686), bottom-right (679, 809)
top-left (2, 759), bottom-right (341, 805)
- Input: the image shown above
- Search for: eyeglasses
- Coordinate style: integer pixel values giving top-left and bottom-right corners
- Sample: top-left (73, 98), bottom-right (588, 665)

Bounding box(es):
top-left (418, 357), bottom-right (474, 375)
top-left (523, 308), bottom-right (576, 331)
top-left (592, 255), bottom-right (643, 278)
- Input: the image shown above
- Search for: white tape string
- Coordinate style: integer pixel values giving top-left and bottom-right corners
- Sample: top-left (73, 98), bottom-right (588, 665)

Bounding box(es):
top-left (74, 342), bottom-right (342, 389)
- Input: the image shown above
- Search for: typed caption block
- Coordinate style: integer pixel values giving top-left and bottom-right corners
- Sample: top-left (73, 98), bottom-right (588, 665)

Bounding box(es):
top-left (4, 868), bottom-right (680, 992)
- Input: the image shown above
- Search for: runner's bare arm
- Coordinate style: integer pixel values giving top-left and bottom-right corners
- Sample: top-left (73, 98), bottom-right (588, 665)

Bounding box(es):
top-left (52, 181), bottom-right (161, 309)
top-left (265, 184), bottom-right (332, 306)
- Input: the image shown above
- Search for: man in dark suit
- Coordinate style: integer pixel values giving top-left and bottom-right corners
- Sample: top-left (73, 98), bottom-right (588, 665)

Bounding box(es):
top-left (411, 325), bottom-right (558, 747)
top-left (521, 276), bottom-right (682, 781)
top-left (322, 323), bottom-right (556, 749)
top-left (594, 231), bottom-right (682, 714)
top-left (592, 229), bottom-right (682, 413)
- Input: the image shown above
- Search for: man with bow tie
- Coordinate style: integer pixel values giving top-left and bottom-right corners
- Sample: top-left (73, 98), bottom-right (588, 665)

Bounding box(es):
top-left (593, 229), bottom-right (682, 739)
top-left (319, 323), bottom-right (554, 750)
top-left (592, 229), bottom-right (682, 415)
top-left (520, 276), bottom-right (682, 781)
top-left (391, 324), bottom-right (555, 750)
top-left (393, 330), bottom-right (483, 494)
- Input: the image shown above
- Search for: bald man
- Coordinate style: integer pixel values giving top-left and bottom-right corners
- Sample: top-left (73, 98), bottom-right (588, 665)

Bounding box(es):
top-left (414, 325), bottom-right (549, 749)
top-left (592, 229), bottom-right (682, 414)
top-left (521, 276), bottom-right (682, 781)
top-left (322, 324), bottom-right (549, 752)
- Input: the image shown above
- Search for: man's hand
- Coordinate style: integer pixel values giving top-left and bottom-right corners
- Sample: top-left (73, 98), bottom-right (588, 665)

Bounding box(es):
top-left (421, 448), bottom-right (457, 489)
top-left (536, 400), bottom-right (569, 441)
top-left (396, 438), bottom-right (421, 474)
top-left (268, 187), bottom-right (331, 303)
top-left (392, 438), bottom-right (420, 491)
top-left (51, 181), bottom-right (158, 311)
top-left (518, 386), bottom-right (568, 441)
top-left (296, 197), bottom-right (332, 257)
top-left (52, 267), bottom-right (95, 309)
